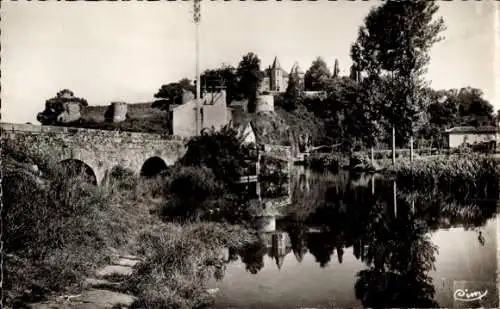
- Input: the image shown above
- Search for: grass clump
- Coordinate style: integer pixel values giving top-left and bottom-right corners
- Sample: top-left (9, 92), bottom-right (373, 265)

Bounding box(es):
top-left (125, 223), bottom-right (255, 309)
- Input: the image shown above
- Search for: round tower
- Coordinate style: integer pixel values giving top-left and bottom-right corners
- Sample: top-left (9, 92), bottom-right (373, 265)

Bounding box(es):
top-left (111, 102), bottom-right (128, 123)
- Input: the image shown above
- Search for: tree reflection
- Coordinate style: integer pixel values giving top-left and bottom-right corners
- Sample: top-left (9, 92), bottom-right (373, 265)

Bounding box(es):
top-left (353, 183), bottom-right (439, 308)
top-left (238, 238), bottom-right (267, 274)
top-left (227, 166), bottom-right (498, 307)
top-left (286, 221), bottom-right (309, 263)
top-left (307, 232), bottom-right (336, 268)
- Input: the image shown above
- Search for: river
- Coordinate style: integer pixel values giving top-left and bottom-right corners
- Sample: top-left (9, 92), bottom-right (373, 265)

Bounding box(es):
top-left (209, 166), bottom-right (498, 308)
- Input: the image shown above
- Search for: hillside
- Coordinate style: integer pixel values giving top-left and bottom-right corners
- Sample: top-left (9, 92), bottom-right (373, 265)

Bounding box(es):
top-left (231, 104), bottom-right (326, 147)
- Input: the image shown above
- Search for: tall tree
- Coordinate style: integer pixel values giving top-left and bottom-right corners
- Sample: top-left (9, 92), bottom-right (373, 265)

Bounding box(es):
top-left (456, 87), bottom-right (494, 126)
top-left (283, 69), bottom-right (302, 111)
top-left (201, 64), bottom-right (241, 104)
top-left (304, 57), bottom-right (331, 91)
top-left (237, 52), bottom-right (263, 113)
top-left (333, 59), bottom-right (340, 78)
top-left (351, 1), bottom-right (445, 145)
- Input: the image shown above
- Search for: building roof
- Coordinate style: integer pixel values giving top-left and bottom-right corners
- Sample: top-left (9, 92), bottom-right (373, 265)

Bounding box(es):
top-left (272, 56), bottom-right (281, 69)
top-left (445, 126), bottom-right (498, 134)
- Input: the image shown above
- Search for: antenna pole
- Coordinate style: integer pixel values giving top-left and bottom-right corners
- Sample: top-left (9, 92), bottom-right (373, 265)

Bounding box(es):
top-left (194, 0), bottom-right (201, 135)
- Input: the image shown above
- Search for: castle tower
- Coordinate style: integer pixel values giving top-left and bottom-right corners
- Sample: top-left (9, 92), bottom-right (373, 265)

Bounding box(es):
top-left (271, 56), bottom-right (281, 91)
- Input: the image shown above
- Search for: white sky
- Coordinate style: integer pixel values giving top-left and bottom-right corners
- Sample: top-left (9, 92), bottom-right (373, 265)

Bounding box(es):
top-left (1, 1), bottom-right (497, 124)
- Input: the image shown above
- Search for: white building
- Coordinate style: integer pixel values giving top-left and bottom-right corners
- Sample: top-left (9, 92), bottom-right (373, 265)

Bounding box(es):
top-left (445, 126), bottom-right (498, 148)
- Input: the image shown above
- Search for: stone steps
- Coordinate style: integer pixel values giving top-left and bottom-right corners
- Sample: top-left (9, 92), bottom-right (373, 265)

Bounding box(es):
top-left (26, 253), bottom-right (143, 309)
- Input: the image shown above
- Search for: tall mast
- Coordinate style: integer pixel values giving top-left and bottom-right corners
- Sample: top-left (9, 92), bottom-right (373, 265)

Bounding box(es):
top-left (193, 0), bottom-right (201, 135)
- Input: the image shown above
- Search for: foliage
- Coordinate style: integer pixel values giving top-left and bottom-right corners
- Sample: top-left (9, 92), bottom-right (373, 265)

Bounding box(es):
top-left (125, 223), bottom-right (255, 309)
top-left (201, 64), bottom-right (241, 104)
top-left (284, 71), bottom-right (302, 110)
top-left (389, 154), bottom-right (500, 192)
top-left (64, 117), bottom-right (171, 134)
top-left (237, 52), bottom-right (263, 113)
top-left (161, 166), bottom-right (226, 221)
top-left (180, 124), bottom-right (253, 186)
top-left (304, 57), bottom-right (331, 91)
top-left (351, 0), bottom-right (446, 145)
top-left (305, 76), bottom-right (380, 148)
top-left (37, 89), bottom-right (88, 125)
top-left (106, 166), bottom-right (138, 192)
top-left (351, 1), bottom-right (445, 77)
top-left (153, 79), bottom-right (196, 109)
top-left (455, 87), bottom-right (495, 126)
top-left (3, 143), bottom-right (109, 305)
top-left (283, 68), bottom-right (303, 111)
top-left (275, 104), bottom-right (326, 147)
top-left (304, 153), bottom-right (347, 172)
top-left (418, 87), bottom-right (495, 145)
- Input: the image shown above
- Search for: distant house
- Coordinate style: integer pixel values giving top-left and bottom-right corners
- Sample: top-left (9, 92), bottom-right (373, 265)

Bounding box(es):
top-left (259, 57), bottom-right (304, 94)
top-left (169, 89), bottom-right (230, 138)
top-left (445, 126), bottom-right (498, 148)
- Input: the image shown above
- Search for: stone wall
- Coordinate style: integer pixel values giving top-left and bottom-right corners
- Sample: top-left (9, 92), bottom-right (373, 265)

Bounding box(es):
top-left (81, 102), bottom-right (167, 123)
top-left (1, 123), bottom-right (187, 185)
top-left (255, 95), bottom-right (274, 113)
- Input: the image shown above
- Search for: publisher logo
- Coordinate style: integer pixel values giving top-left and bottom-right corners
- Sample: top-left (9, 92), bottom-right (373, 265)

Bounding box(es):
top-left (453, 289), bottom-right (488, 302)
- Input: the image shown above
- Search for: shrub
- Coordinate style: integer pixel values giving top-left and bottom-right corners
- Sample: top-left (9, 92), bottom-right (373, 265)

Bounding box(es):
top-left (180, 125), bottom-right (251, 186)
top-left (305, 153), bottom-right (347, 172)
top-left (105, 166), bottom-right (138, 193)
top-left (160, 165), bottom-right (260, 225)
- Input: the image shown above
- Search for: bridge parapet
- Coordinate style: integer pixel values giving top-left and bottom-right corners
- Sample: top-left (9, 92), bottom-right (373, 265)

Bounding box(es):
top-left (1, 122), bottom-right (187, 184)
top-left (1, 123), bottom-right (187, 142)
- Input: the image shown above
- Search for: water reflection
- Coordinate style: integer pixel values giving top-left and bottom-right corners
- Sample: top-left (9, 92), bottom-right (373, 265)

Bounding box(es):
top-left (214, 167), bottom-right (499, 308)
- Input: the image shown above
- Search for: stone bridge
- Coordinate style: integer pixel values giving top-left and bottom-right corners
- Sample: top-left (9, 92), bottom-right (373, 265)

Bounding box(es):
top-left (1, 123), bottom-right (187, 185)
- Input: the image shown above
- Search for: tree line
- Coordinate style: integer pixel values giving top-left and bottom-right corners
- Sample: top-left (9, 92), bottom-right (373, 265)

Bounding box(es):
top-left (37, 0), bottom-right (496, 152)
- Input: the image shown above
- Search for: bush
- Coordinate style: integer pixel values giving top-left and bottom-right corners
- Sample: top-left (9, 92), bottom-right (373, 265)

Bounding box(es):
top-left (105, 166), bottom-right (138, 193)
top-left (305, 153), bottom-right (347, 172)
top-left (180, 125), bottom-right (251, 186)
top-left (160, 165), bottom-right (260, 225)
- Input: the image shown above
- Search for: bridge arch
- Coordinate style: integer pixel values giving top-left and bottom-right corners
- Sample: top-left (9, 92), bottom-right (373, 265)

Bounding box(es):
top-left (59, 159), bottom-right (97, 185)
top-left (141, 156), bottom-right (168, 177)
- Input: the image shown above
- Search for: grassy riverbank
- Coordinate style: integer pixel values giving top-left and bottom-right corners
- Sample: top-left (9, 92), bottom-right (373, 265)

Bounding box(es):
top-left (305, 150), bottom-right (500, 185)
top-left (3, 138), bottom-right (258, 309)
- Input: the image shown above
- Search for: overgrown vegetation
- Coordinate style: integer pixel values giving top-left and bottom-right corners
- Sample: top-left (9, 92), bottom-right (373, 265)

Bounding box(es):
top-left (3, 127), bottom-right (260, 309)
top-left (389, 154), bottom-right (500, 192)
top-left (3, 140), bottom-right (109, 306)
top-left (64, 116), bottom-right (171, 134)
top-left (125, 223), bottom-right (255, 309)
